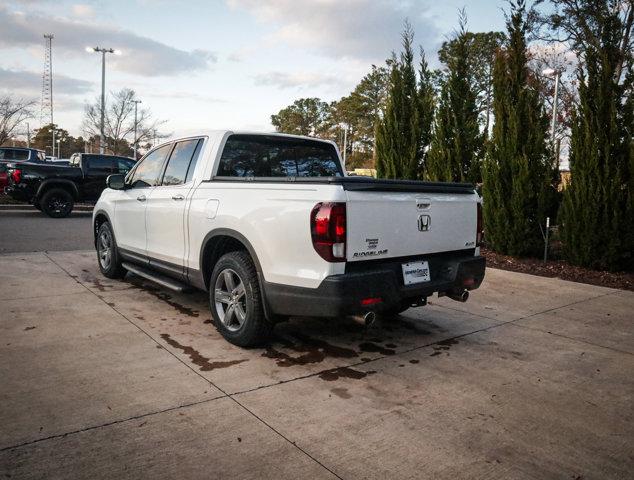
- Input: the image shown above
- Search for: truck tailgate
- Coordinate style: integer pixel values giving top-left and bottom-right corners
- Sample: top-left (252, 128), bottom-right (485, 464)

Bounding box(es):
top-left (345, 190), bottom-right (478, 261)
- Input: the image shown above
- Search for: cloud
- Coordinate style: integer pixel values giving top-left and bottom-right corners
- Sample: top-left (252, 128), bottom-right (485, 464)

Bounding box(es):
top-left (0, 6), bottom-right (217, 76)
top-left (226, 0), bottom-right (440, 61)
top-left (71, 4), bottom-right (94, 18)
top-left (253, 71), bottom-right (346, 90)
top-left (0, 67), bottom-right (93, 96)
top-left (144, 90), bottom-right (228, 103)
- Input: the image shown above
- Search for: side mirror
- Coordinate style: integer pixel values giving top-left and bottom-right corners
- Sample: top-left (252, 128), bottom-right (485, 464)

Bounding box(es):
top-left (106, 174), bottom-right (126, 190)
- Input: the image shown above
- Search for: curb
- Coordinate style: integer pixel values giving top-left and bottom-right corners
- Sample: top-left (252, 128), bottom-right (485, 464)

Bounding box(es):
top-left (0, 204), bottom-right (94, 212)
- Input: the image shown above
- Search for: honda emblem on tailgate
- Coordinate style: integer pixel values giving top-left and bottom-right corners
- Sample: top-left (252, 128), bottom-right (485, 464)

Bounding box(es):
top-left (418, 214), bottom-right (431, 232)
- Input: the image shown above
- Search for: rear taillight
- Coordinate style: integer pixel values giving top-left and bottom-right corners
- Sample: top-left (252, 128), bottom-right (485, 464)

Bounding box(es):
top-left (11, 169), bottom-right (21, 184)
top-left (310, 202), bottom-right (346, 262)
top-left (476, 202), bottom-right (483, 247)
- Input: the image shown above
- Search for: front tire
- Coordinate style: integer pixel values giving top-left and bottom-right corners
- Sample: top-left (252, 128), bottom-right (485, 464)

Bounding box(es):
top-left (209, 251), bottom-right (272, 347)
top-left (40, 188), bottom-right (74, 218)
top-left (96, 222), bottom-right (127, 279)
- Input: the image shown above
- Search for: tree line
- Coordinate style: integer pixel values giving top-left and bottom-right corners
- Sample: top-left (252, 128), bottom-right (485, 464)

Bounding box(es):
top-left (0, 88), bottom-right (165, 158)
top-left (271, 0), bottom-right (633, 272)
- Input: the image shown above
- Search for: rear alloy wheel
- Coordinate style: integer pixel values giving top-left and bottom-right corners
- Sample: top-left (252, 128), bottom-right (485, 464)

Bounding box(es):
top-left (214, 268), bottom-right (248, 332)
top-left (96, 222), bottom-right (127, 279)
top-left (209, 251), bottom-right (272, 347)
top-left (40, 188), bottom-right (74, 218)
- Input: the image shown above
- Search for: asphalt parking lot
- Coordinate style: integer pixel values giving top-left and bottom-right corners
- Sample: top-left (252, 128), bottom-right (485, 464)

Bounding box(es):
top-left (0, 215), bottom-right (633, 479)
top-left (0, 208), bottom-right (93, 253)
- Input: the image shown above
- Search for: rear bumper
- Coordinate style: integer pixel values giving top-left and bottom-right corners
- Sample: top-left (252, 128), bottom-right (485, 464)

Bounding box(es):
top-left (264, 252), bottom-right (486, 317)
top-left (3, 185), bottom-right (30, 202)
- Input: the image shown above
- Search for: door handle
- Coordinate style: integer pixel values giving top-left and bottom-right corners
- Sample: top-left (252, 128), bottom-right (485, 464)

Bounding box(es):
top-left (137, 195), bottom-right (146, 202)
top-left (172, 194), bottom-right (184, 201)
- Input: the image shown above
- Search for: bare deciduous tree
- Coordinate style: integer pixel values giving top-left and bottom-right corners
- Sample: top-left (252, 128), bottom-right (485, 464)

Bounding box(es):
top-left (0, 95), bottom-right (35, 146)
top-left (82, 88), bottom-right (167, 155)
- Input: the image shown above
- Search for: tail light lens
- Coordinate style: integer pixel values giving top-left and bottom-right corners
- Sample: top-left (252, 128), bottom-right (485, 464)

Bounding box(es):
top-left (11, 169), bottom-right (22, 184)
top-left (476, 202), bottom-right (483, 247)
top-left (310, 202), bottom-right (346, 262)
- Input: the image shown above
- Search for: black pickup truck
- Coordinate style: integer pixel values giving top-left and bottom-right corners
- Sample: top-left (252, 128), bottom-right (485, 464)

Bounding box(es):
top-left (5, 153), bottom-right (136, 218)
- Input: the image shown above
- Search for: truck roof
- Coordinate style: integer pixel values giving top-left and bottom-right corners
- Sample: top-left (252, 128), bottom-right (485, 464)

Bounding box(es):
top-left (165, 130), bottom-right (336, 146)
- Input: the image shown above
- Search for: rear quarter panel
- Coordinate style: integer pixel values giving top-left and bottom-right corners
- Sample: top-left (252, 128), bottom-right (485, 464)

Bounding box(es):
top-left (187, 182), bottom-right (346, 289)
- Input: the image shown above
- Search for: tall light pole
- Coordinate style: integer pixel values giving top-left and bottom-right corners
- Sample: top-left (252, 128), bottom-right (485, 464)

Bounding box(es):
top-left (132, 99), bottom-right (142, 161)
top-left (86, 46), bottom-right (121, 154)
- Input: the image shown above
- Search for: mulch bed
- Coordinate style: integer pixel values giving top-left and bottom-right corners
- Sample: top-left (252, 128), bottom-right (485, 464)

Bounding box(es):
top-left (482, 247), bottom-right (634, 292)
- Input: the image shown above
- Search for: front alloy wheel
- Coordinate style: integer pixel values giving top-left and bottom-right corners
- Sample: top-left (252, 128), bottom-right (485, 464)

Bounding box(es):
top-left (214, 268), bottom-right (247, 332)
top-left (97, 227), bottom-right (113, 271)
top-left (96, 222), bottom-right (126, 279)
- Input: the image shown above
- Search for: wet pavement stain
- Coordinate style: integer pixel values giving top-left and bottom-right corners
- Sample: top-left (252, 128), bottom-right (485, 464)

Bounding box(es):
top-left (331, 387), bottom-right (352, 399)
top-left (358, 342), bottom-right (396, 356)
top-left (433, 338), bottom-right (459, 352)
top-left (318, 366), bottom-right (376, 381)
top-left (160, 333), bottom-right (247, 371)
top-left (263, 332), bottom-right (358, 367)
top-left (133, 286), bottom-right (200, 317)
top-left (91, 278), bottom-right (107, 292)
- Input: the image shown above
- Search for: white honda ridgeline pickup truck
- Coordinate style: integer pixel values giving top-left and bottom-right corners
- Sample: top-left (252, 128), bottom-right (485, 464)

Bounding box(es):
top-left (93, 131), bottom-right (485, 346)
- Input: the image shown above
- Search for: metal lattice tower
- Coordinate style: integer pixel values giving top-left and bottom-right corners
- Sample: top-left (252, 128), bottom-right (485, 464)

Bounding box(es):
top-left (40, 34), bottom-right (54, 129)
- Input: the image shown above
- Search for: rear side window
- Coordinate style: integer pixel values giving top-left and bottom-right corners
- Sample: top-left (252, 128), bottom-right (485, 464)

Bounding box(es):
top-left (217, 135), bottom-right (342, 178)
top-left (0, 149), bottom-right (29, 161)
top-left (87, 155), bottom-right (114, 171)
top-left (128, 144), bottom-right (172, 188)
top-left (161, 138), bottom-right (202, 186)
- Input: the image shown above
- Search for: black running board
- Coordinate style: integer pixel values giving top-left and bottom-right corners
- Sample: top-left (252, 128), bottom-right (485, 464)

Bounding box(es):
top-left (122, 262), bottom-right (190, 293)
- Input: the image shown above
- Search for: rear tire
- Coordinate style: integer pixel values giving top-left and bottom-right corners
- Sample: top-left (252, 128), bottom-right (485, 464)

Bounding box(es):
top-left (209, 251), bottom-right (272, 347)
top-left (40, 188), bottom-right (74, 218)
top-left (96, 222), bottom-right (127, 279)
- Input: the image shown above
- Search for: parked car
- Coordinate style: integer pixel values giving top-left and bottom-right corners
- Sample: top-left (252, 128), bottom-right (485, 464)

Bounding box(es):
top-left (0, 147), bottom-right (46, 191)
top-left (93, 131), bottom-right (486, 347)
top-left (5, 153), bottom-right (136, 217)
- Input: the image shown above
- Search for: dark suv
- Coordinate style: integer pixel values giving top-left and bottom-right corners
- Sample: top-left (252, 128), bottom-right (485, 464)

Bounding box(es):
top-left (0, 148), bottom-right (47, 191)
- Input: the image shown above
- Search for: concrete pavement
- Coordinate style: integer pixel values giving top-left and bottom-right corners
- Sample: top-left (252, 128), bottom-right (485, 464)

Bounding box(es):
top-left (1, 250), bottom-right (632, 479)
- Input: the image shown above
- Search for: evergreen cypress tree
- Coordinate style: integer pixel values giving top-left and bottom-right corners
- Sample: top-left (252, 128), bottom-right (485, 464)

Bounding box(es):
top-left (376, 23), bottom-right (420, 179)
top-left (559, 2), bottom-right (634, 270)
top-left (482, 0), bottom-right (553, 257)
top-left (416, 49), bottom-right (435, 179)
top-left (426, 14), bottom-right (482, 183)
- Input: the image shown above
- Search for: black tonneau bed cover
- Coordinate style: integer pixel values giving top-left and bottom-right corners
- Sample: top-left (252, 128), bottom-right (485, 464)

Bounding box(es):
top-left (210, 176), bottom-right (476, 195)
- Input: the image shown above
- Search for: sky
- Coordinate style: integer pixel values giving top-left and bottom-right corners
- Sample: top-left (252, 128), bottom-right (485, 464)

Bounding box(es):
top-left (0, 0), bottom-right (509, 139)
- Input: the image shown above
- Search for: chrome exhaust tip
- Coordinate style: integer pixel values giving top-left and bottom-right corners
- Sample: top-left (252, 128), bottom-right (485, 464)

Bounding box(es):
top-left (351, 311), bottom-right (377, 327)
top-left (364, 311), bottom-right (376, 327)
top-left (448, 289), bottom-right (469, 303)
